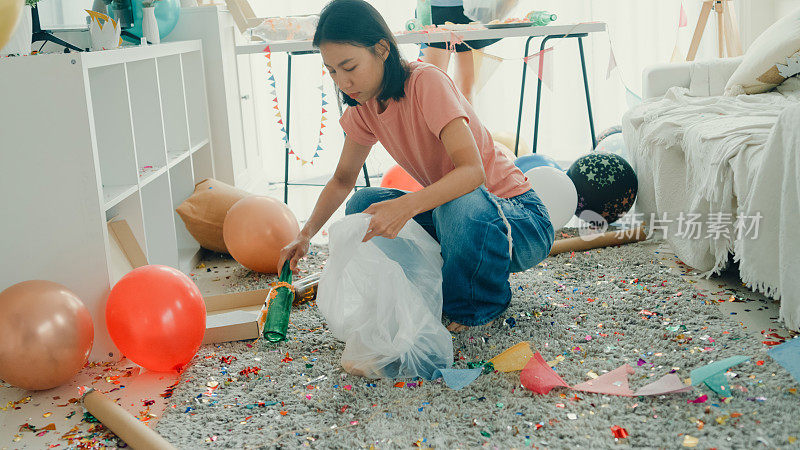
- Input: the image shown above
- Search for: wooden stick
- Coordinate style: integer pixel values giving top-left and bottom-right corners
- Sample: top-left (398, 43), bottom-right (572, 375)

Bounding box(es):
top-left (687, 1), bottom-right (713, 61)
top-left (549, 226), bottom-right (648, 256)
top-left (224, 0), bottom-right (264, 34)
top-left (224, 0), bottom-right (252, 34)
top-left (81, 389), bottom-right (177, 449)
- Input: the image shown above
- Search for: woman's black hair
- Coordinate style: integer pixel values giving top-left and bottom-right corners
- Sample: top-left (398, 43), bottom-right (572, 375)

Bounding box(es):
top-left (313, 0), bottom-right (411, 106)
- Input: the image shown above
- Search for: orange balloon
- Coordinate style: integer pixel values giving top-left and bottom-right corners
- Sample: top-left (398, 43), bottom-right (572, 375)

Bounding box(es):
top-left (106, 265), bottom-right (205, 372)
top-left (223, 196), bottom-right (300, 274)
top-left (380, 165), bottom-right (423, 192)
top-left (0, 280), bottom-right (93, 390)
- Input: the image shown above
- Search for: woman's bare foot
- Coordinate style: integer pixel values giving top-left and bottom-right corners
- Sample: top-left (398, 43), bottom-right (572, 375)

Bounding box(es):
top-left (446, 321), bottom-right (494, 333)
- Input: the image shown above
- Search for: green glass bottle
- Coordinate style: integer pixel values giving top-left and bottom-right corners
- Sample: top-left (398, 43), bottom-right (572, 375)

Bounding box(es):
top-left (261, 262), bottom-right (294, 343)
top-left (526, 11), bottom-right (557, 26)
top-left (416, 0), bottom-right (432, 26)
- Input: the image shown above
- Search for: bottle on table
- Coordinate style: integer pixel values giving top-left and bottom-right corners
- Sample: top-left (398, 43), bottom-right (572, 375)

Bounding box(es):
top-left (416, 0), bottom-right (432, 26)
top-left (527, 11), bottom-right (557, 26)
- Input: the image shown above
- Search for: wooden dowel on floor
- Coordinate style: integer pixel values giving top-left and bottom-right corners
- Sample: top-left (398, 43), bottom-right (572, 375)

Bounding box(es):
top-left (81, 389), bottom-right (177, 450)
top-left (549, 226), bottom-right (648, 256)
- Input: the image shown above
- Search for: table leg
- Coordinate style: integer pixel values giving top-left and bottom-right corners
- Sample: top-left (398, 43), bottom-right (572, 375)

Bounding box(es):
top-left (578, 37), bottom-right (597, 149)
top-left (360, 165), bottom-right (371, 188)
top-left (284, 53), bottom-right (292, 204)
top-left (515, 36), bottom-right (536, 157)
top-left (282, 51), bottom-right (373, 204)
top-left (527, 34), bottom-right (595, 154)
top-left (532, 35), bottom-right (555, 154)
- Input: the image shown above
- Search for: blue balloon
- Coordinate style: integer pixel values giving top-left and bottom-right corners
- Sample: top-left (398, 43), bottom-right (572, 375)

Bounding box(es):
top-left (515, 154), bottom-right (562, 173)
top-left (122, 0), bottom-right (181, 42)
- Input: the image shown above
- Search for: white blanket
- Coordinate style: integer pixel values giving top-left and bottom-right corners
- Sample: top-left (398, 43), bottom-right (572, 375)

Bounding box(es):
top-left (738, 104), bottom-right (800, 330)
top-left (623, 77), bottom-right (800, 330)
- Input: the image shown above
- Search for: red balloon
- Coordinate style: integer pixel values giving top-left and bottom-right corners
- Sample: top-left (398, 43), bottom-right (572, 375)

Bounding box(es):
top-left (380, 165), bottom-right (423, 192)
top-left (106, 265), bottom-right (205, 372)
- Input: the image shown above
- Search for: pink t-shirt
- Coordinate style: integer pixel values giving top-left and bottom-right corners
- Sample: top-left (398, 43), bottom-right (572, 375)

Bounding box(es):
top-left (339, 62), bottom-right (531, 199)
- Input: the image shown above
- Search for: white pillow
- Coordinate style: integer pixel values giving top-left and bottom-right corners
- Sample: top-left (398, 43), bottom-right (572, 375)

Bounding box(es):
top-left (725, 7), bottom-right (800, 95)
top-left (689, 56), bottom-right (744, 96)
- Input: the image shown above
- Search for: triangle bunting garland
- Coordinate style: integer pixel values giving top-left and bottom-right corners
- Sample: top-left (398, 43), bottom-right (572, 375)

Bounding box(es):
top-left (263, 46), bottom-right (328, 166)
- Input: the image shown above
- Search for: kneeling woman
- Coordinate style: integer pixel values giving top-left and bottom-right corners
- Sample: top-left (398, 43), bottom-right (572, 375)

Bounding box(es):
top-left (279, 0), bottom-right (554, 332)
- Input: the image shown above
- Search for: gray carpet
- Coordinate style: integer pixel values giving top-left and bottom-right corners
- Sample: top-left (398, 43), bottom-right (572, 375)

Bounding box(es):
top-left (155, 238), bottom-right (800, 449)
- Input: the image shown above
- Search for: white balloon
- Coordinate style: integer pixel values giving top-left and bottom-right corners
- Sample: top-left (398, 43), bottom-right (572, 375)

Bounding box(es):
top-left (524, 166), bottom-right (578, 231)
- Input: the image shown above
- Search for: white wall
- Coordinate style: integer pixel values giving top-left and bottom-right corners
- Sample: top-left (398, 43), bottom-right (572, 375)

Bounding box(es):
top-left (776, 0), bottom-right (800, 16)
top-left (740, 0), bottom-right (775, 48)
top-left (740, 0), bottom-right (800, 46)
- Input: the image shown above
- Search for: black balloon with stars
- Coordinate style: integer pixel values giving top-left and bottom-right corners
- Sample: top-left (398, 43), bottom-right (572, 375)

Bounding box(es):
top-left (566, 152), bottom-right (638, 224)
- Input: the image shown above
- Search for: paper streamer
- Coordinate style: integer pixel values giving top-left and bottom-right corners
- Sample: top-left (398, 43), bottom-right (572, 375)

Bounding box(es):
top-left (572, 364), bottom-right (635, 396)
top-left (446, 31), bottom-right (465, 52)
top-left (489, 341), bottom-right (535, 372)
top-left (625, 86), bottom-right (642, 107)
top-left (412, 22), bottom-right (647, 107)
top-left (702, 371), bottom-right (731, 397)
top-left (670, 41), bottom-right (684, 63)
top-left (690, 355), bottom-right (748, 398)
top-left (690, 355), bottom-right (748, 386)
top-left (431, 368), bottom-right (483, 390)
top-left (263, 45), bottom-right (327, 166)
top-left (768, 338), bottom-right (800, 383)
top-left (605, 36), bottom-right (644, 107)
top-left (409, 23), bottom-right (599, 96)
top-left (416, 42), bottom-right (427, 62)
top-left (439, 23), bottom-right (592, 76)
top-left (539, 46), bottom-right (554, 91)
top-left (81, 389), bottom-right (177, 449)
top-left (633, 373), bottom-right (694, 396)
top-left (521, 47), bottom-right (555, 91)
top-left (606, 46), bottom-right (618, 80)
top-left (520, 352), bottom-right (569, 394)
top-left (670, 3), bottom-right (689, 63)
top-left (679, 2), bottom-right (688, 28)
top-left (472, 49), bottom-right (504, 95)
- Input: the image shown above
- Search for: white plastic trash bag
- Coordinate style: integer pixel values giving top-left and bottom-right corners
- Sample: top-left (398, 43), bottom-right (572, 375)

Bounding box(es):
top-left (317, 213), bottom-right (453, 379)
top-left (463, 0), bottom-right (519, 23)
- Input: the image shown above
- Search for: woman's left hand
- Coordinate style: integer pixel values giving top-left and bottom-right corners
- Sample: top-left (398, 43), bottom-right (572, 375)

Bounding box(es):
top-left (361, 196), bottom-right (417, 242)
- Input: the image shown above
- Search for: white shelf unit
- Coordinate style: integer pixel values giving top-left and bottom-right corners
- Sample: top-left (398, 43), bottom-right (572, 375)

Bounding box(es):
top-left (165, 6), bottom-right (266, 191)
top-left (0, 41), bottom-right (214, 361)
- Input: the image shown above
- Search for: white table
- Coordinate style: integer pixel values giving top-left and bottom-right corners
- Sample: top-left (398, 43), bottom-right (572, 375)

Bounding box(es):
top-left (235, 22), bottom-right (607, 203)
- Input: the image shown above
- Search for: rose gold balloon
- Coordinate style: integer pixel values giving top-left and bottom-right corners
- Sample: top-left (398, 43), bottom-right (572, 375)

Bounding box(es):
top-left (0, 280), bottom-right (94, 390)
top-left (223, 196), bottom-right (300, 274)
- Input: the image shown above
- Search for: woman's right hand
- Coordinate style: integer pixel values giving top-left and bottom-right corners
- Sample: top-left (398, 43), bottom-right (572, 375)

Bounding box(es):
top-left (278, 234), bottom-right (311, 274)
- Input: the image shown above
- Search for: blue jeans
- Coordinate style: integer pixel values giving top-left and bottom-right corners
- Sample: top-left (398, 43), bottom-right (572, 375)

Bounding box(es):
top-left (345, 186), bottom-right (554, 326)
